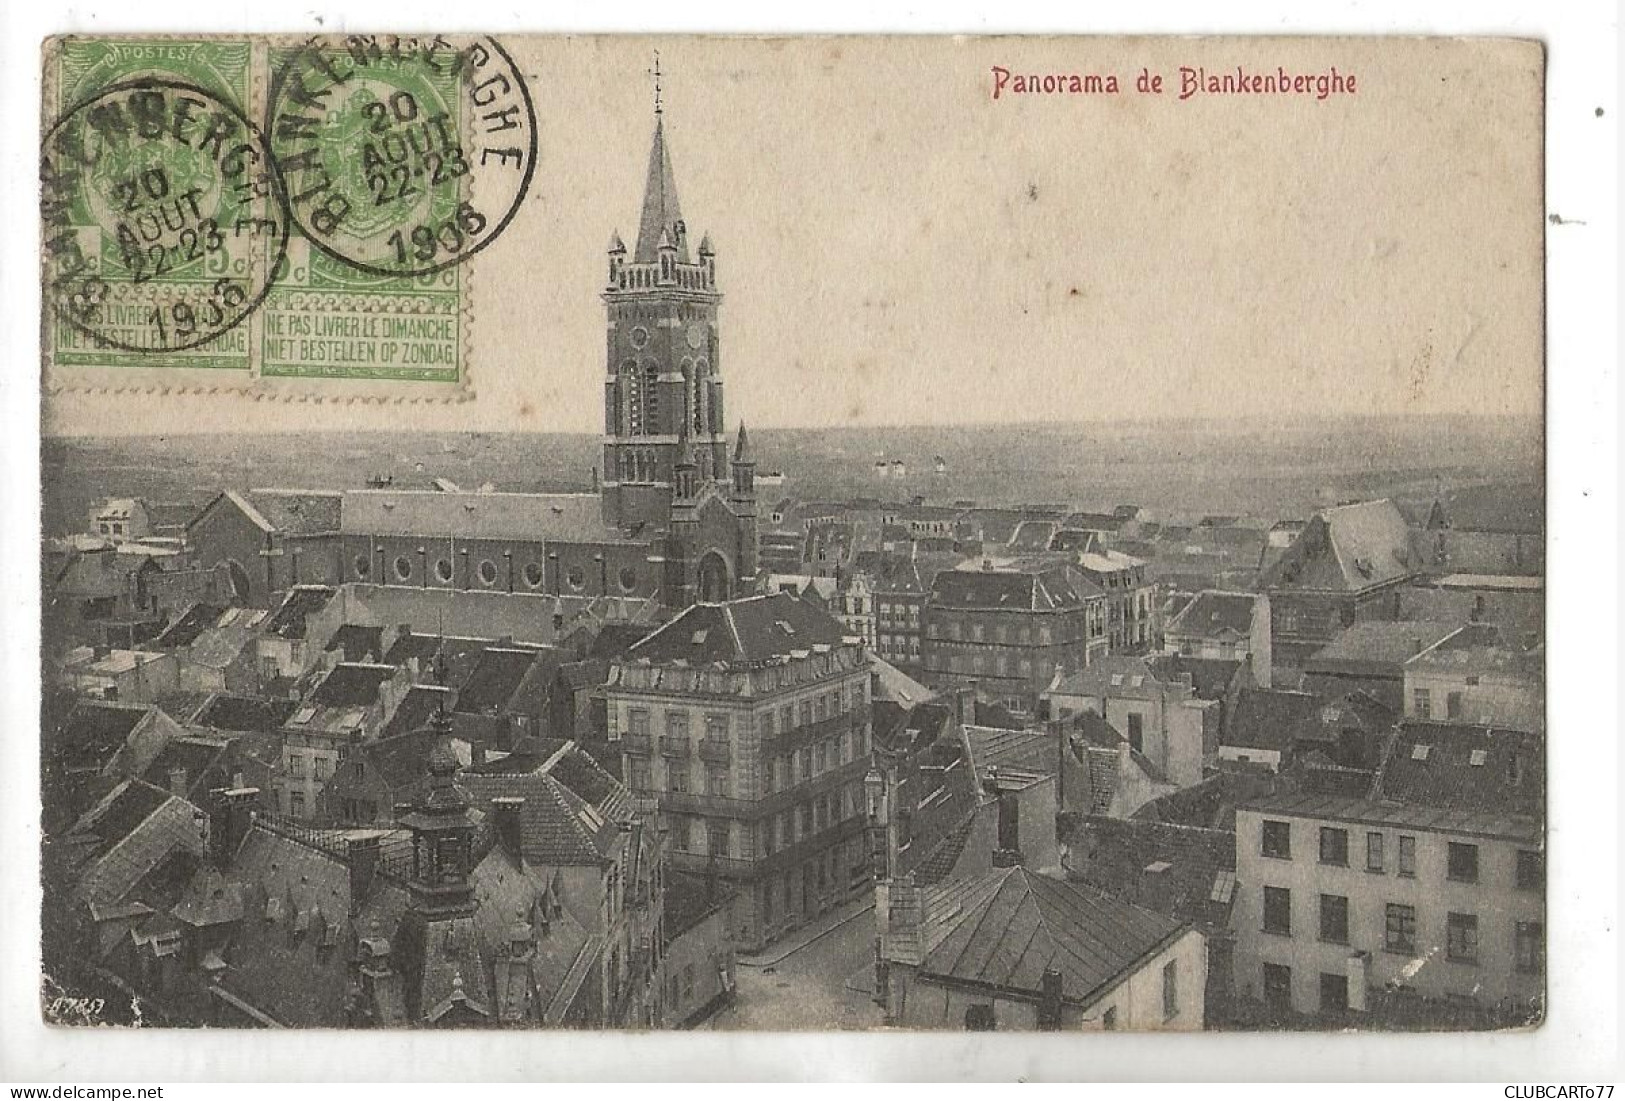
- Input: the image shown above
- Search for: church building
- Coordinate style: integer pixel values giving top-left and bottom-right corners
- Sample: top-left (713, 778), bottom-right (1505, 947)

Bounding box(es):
top-left (185, 103), bottom-right (758, 616)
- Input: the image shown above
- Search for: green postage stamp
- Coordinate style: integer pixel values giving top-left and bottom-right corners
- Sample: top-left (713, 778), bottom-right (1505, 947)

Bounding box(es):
top-left (40, 35), bottom-right (537, 393)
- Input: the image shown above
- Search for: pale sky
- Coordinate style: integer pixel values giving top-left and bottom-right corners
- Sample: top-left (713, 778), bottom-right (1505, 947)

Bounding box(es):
top-left (45, 36), bottom-right (1544, 435)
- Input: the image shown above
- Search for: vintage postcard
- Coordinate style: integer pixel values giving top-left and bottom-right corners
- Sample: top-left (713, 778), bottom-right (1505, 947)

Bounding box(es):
top-left (38, 34), bottom-right (1545, 1034)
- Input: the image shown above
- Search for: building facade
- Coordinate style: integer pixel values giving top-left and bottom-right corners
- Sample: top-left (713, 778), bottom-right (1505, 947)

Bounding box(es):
top-left (922, 558), bottom-right (1107, 714)
top-left (605, 592), bottom-right (874, 950)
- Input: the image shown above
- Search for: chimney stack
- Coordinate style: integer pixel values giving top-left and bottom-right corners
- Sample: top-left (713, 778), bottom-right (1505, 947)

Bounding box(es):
top-left (492, 796), bottom-right (525, 860)
top-left (209, 786), bottom-right (259, 866)
top-left (347, 835), bottom-right (380, 914)
top-left (1038, 967), bottom-right (1064, 1030)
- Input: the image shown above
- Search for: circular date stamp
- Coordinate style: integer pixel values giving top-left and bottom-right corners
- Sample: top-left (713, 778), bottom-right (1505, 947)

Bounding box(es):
top-left (40, 78), bottom-right (290, 354)
top-left (266, 35), bottom-right (537, 279)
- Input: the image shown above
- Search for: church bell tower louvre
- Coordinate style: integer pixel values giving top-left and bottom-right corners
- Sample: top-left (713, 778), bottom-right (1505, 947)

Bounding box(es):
top-left (600, 93), bottom-right (728, 536)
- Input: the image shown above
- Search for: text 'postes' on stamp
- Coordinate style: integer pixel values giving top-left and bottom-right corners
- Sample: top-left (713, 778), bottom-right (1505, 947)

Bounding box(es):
top-left (266, 35), bottom-right (537, 279)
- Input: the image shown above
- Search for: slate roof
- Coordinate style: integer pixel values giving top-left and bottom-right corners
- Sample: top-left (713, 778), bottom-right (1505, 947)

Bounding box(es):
top-left (1377, 722), bottom-right (1543, 821)
top-left (931, 564), bottom-right (1101, 611)
top-left (53, 549), bottom-right (157, 599)
top-left (1259, 499), bottom-right (1418, 594)
top-left (869, 656), bottom-right (934, 707)
top-left (627, 591), bottom-right (851, 666)
top-left (457, 648), bottom-right (543, 715)
top-left (326, 624), bottom-right (385, 663)
top-left (1304, 621), bottom-right (1464, 675)
top-left (1066, 816), bottom-right (1237, 931)
top-left (264, 586), bottom-right (338, 640)
top-left (1238, 788), bottom-right (1539, 844)
top-left (63, 780), bottom-right (206, 908)
top-left (380, 685), bottom-right (454, 740)
top-left (966, 726), bottom-right (1057, 780)
top-left (56, 700), bottom-right (150, 760)
top-left (1223, 687), bottom-right (1323, 752)
top-left (917, 865), bottom-right (1187, 1006)
top-left (194, 695), bottom-right (297, 733)
top-left (1165, 590), bottom-right (1255, 640)
top-left (1144, 655), bottom-right (1242, 702)
top-left (342, 490), bottom-right (624, 544)
top-left (1407, 624), bottom-right (1542, 677)
top-left (1132, 771), bottom-right (1282, 831)
top-left (152, 603), bottom-right (232, 650)
top-left (245, 489), bottom-right (343, 536)
top-left (383, 633), bottom-right (495, 686)
top-left (462, 745), bottom-right (631, 866)
top-left (311, 662), bottom-right (397, 708)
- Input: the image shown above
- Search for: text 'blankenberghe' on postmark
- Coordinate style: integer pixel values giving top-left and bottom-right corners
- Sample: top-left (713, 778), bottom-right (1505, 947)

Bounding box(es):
top-left (39, 35), bottom-right (538, 392)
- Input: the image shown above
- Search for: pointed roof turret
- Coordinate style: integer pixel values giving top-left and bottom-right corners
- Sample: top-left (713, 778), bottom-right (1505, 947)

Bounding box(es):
top-left (675, 428), bottom-right (697, 469)
top-left (608, 230), bottom-right (625, 254)
top-left (732, 422), bottom-right (753, 465)
top-left (634, 117), bottom-right (689, 264)
top-left (698, 232), bottom-right (714, 256)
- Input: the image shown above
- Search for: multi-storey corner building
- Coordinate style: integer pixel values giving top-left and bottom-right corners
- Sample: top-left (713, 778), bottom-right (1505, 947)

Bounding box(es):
top-left (605, 591), bottom-right (874, 950)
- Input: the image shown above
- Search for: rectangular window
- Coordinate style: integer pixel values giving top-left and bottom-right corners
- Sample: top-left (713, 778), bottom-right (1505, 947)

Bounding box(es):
top-left (1447, 842), bottom-right (1480, 884)
top-left (670, 817), bottom-right (688, 852)
top-left (1319, 827), bottom-right (1349, 867)
top-left (1514, 921), bottom-right (1545, 974)
top-left (706, 765), bottom-right (728, 797)
top-left (629, 758), bottom-right (650, 791)
top-left (313, 757), bottom-right (331, 782)
top-left (1161, 960), bottom-right (1178, 1021)
top-left (288, 754), bottom-right (306, 779)
top-left (759, 710), bottom-right (775, 739)
top-left (799, 701), bottom-right (813, 727)
top-left (798, 748), bottom-right (813, 783)
top-left (1263, 886), bottom-right (1292, 935)
top-left (1126, 712), bottom-right (1144, 753)
top-left (1447, 912), bottom-right (1479, 963)
top-left (707, 820), bottom-right (730, 859)
top-left (1261, 820), bottom-right (1292, 859)
top-left (1319, 972), bottom-right (1349, 1015)
top-left (290, 790), bottom-right (306, 817)
top-left (667, 760), bottom-right (688, 793)
top-left (1102, 1006), bottom-right (1118, 1031)
top-left (813, 742), bottom-right (826, 774)
top-left (665, 711), bottom-right (688, 740)
top-left (1366, 832), bottom-right (1384, 873)
top-left (1412, 688), bottom-right (1431, 717)
top-left (1385, 903), bottom-right (1417, 953)
top-left (1398, 835), bottom-right (1417, 877)
top-left (629, 709), bottom-right (650, 737)
top-left (1516, 849), bottom-right (1544, 891)
top-left (1262, 963), bottom-right (1292, 1009)
top-left (1319, 894), bottom-right (1350, 944)
top-left (780, 705), bottom-right (793, 732)
top-left (1446, 691), bottom-right (1464, 719)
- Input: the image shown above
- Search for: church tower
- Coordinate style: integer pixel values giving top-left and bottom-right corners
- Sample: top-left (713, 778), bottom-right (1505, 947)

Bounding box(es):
top-left (601, 103), bottom-right (726, 534)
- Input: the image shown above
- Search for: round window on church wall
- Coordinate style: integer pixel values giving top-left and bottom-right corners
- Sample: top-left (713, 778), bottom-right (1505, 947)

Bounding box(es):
top-left (394, 556), bottom-right (412, 581)
top-left (523, 562), bottom-right (544, 588)
top-left (618, 567), bottom-right (638, 592)
top-left (479, 560), bottom-right (499, 586)
top-left (630, 326), bottom-right (650, 349)
top-left (354, 555), bottom-right (370, 579)
top-left (566, 566), bottom-right (586, 591)
top-left (435, 559), bottom-right (454, 583)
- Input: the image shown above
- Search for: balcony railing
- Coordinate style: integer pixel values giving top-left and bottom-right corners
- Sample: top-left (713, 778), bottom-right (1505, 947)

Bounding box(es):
top-left (660, 736), bottom-right (690, 758)
top-left (621, 733), bottom-right (652, 755)
top-left (698, 737), bottom-right (731, 765)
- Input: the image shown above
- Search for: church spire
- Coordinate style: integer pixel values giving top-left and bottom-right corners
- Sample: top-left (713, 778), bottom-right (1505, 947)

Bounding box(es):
top-left (634, 112), bottom-right (688, 263)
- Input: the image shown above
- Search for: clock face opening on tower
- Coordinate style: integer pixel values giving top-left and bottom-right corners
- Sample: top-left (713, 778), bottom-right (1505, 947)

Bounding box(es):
top-left (685, 323), bottom-right (707, 350)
